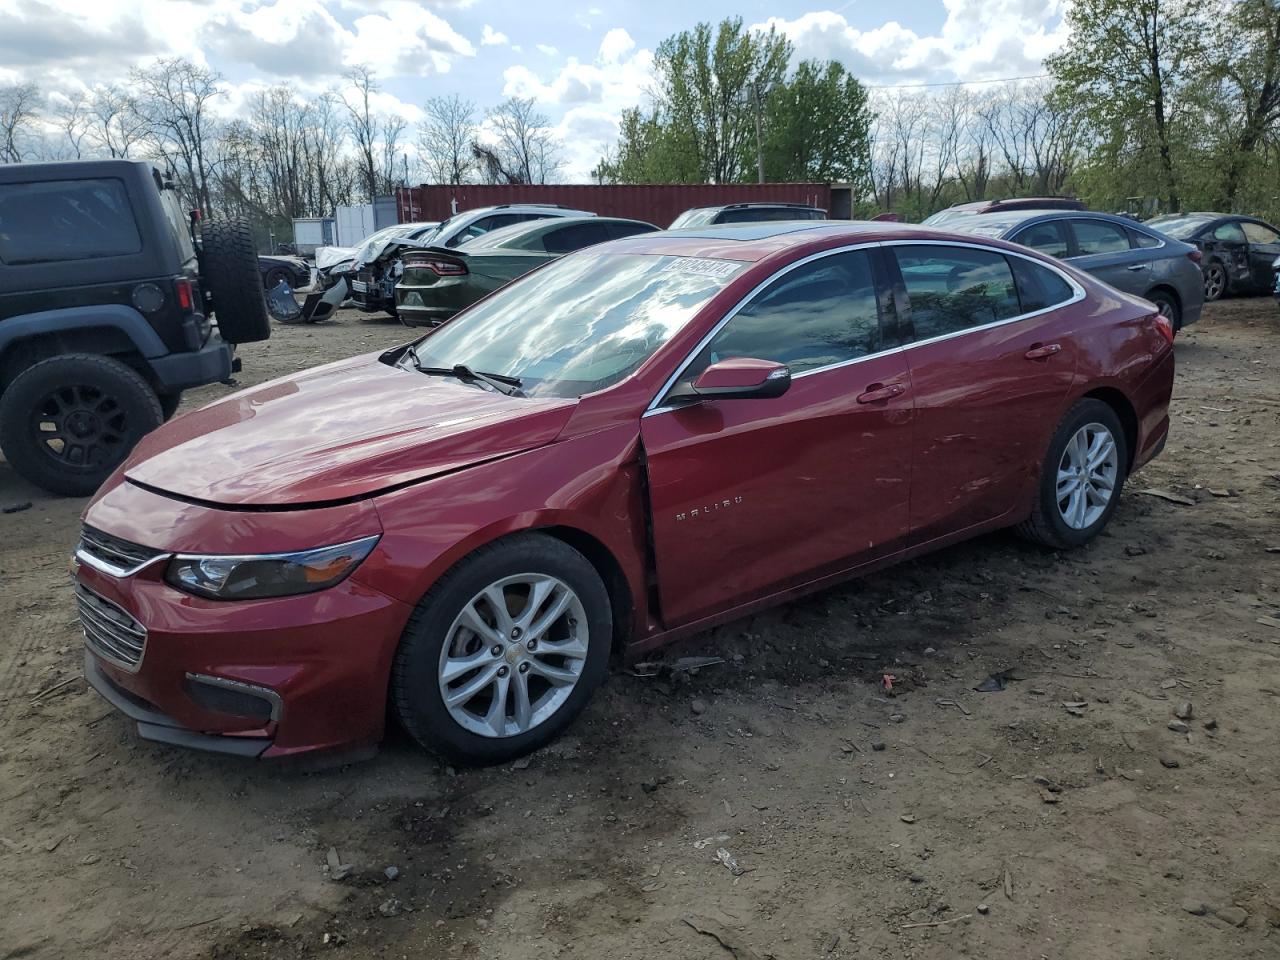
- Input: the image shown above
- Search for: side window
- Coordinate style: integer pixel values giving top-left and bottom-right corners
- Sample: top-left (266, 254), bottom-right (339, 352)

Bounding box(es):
top-left (1211, 221), bottom-right (1247, 244)
top-left (894, 245), bottom-right (1021, 341)
top-left (0, 178), bottom-right (141, 265)
top-left (1071, 219), bottom-right (1131, 255)
top-left (683, 250), bottom-right (882, 380)
top-left (1012, 220), bottom-right (1070, 259)
top-left (606, 221), bottom-right (657, 240)
top-left (1242, 221), bottom-right (1280, 244)
top-left (1010, 257), bottom-right (1076, 313)
top-left (541, 222), bottom-right (611, 254)
top-left (1131, 229), bottom-right (1162, 249)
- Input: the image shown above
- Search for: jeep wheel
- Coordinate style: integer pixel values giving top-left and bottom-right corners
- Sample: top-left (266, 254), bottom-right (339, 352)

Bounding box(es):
top-left (158, 391), bottom-right (183, 421)
top-left (0, 354), bottom-right (163, 496)
top-left (202, 218), bottom-right (271, 344)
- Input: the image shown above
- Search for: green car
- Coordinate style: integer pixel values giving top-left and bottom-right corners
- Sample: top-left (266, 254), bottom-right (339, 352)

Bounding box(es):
top-left (394, 216), bottom-right (659, 327)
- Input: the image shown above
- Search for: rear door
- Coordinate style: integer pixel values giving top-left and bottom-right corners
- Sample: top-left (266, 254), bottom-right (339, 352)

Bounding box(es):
top-left (1241, 220), bottom-right (1280, 289)
top-left (889, 243), bottom-right (1081, 543)
top-left (640, 248), bottom-right (913, 625)
top-left (1067, 218), bottom-right (1149, 293)
top-left (1201, 220), bottom-right (1252, 289)
top-left (1010, 219), bottom-right (1071, 261)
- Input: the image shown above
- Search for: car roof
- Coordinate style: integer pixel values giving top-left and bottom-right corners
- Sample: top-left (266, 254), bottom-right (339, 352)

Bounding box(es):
top-left (610, 220), bottom-right (1025, 262)
top-left (946, 208), bottom-right (1156, 235)
top-left (462, 216), bottom-right (656, 250)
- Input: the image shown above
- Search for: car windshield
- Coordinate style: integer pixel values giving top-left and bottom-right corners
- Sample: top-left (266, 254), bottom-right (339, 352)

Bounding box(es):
top-left (1147, 215), bottom-right (1212, 239)
top-left (406, 251), bottom-right (747, 399)
top-left (670, 209), bottom-right (717, 229)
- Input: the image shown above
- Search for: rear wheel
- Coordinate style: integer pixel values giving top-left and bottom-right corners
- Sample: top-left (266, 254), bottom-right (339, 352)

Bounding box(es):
top-left (263, 267), bottom-right (291, 291)
top-left (1146, 289), bottom-right (1182, 331)
top-left (391, 534), bottom-right (612, 765)
top-left (202, 218), bottom-right (271, 344)
top-left (1017, 399), bottom-right (1128, 550)
top-left (0, 354), bottom-right (163, 496)
top-left (1204, 261), bottom-right (1228, 302)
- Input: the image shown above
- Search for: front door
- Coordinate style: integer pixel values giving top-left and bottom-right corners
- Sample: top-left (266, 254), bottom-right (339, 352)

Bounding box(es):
top-left (641, 248), bottom-right (913, 626)
top-left (888, 243), bottom-right (1080, 543)
top-left (1241, 220), bottom-right (1280, 289)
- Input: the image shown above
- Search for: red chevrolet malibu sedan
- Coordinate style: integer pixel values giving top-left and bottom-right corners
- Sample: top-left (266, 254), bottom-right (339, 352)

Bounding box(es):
top-left (73, 222), bottom-right (1174, 764)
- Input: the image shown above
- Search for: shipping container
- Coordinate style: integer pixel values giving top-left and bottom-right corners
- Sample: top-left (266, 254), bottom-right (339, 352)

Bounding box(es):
top-left (290, 217), bottom-right (334, 255)
top-left (334, 199), bottom-right (400, 246)
top-left (396, 183), bottom-right (836, 229)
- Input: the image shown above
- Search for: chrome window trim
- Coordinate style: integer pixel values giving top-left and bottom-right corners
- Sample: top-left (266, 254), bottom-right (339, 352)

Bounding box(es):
top-left (74, 545), bottom-right (171, 579)
top-left (185, 673), bottom-right (283, 723)
top-left (644, 238), bottom-right (1086, 417)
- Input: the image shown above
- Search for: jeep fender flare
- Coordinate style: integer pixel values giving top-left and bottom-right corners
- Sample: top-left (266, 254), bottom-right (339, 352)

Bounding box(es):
top-left (0, 304), bottom-right (169, 362)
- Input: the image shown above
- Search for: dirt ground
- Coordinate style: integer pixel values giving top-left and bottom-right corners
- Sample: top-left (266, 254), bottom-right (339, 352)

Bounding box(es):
top-left (1, 298), bottom-right (1278, 960)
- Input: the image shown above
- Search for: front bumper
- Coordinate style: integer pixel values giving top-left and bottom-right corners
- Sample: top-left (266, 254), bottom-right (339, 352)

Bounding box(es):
top-left (74, 482), bottom-right (414, 759)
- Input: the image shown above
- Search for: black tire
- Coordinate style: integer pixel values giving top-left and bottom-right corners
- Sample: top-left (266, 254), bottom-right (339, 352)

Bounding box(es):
top-left (1146, 288), bottom-right (1182, 331)
top-left (263, 267), bottom-right (291, 291)
top-left (202, 218), bottom-right (271, 344)
top-left (1016, 398), bottom-right (1128, 550)
top-left (0, 354), bottom-right (163, 496)
top-left (391, 533), bottom-right (612, 765)
top-left (1204, 261), bottom-right (1228, 302)
top-left (158, 391), bottom-right (183, 421)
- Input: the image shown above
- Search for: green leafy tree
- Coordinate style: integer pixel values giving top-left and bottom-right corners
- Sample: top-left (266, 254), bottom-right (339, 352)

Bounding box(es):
top-left (1047, 0), bottom-right (1202, 210)
top-left (758, 60), bottom-right (873, 189)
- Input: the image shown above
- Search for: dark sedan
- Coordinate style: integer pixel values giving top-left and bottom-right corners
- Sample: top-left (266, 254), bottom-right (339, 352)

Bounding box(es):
top-left (395, 216), bottom-right (658, 327)
top-left (1146, 213), bottom-right (1280, 302)
top-left (947, 209), bottom-right (1204, 330)
top-left (258, 255), bottom-right (310, 291)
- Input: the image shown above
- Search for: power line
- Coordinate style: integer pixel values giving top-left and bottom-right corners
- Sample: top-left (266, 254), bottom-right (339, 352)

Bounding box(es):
top-left (867, 73), bottom-right (1050, 90)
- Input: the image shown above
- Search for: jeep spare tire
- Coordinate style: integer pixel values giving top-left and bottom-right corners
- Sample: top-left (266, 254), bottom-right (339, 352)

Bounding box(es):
top-left (201, 218), bottom-right (271, 344)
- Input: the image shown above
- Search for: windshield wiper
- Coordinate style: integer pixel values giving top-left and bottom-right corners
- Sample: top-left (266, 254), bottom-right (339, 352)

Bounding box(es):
top-left (406, 351), bottom-right (524, 397)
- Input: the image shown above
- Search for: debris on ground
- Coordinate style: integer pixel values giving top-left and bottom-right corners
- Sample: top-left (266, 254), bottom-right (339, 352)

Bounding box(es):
top-left (682, 916), bottom-right (763, 960)
top-left (378, 898), bottom-right (402, 918)
top-left (714, 847), bottom-right (746, 877)
top-left (1140, 489), bottom-right (1196, 506)
top-left (974, 668), bottom-right (1019, 693)
top-left (1168, 720), bottom-right (1190, 734)
top-left (1212, 905), bottom-right (1248, 927)
top-left (690, 699), bottom-right (708, 716)
top-left (1174, 701), bottom-right (1194, 720)
top-left (632, 656), bottom-right (725, 677)
top-left (1, 501), bottom-right (32, 515)
top-left (325, 847), bottom-right (353, 882)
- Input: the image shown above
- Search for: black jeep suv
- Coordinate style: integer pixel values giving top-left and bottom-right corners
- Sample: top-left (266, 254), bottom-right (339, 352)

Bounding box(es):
top-left (0, 160), bottom-right (270, 495)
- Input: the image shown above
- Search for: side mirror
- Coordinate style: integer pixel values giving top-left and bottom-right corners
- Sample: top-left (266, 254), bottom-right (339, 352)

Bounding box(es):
top-left (668, 357), bottom-right (791, 402)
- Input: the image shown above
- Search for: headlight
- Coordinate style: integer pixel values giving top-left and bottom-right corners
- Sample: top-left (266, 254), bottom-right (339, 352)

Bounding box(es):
top-left (166, 535), bottom-right (380, 600)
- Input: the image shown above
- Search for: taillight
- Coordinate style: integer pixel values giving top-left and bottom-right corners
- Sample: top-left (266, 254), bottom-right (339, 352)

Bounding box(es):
top-left (1187, 249), bottom-right (1202, 265)
top-left (175, 278), bottom-right (194, 311)
top-left (419, 259), bottom-right (467, 277)
top-left (1152, 311), bottom-right (1175, 346)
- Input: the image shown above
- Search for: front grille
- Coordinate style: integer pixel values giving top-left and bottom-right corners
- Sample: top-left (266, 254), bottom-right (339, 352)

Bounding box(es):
top-left (76, 584), bottom-right (147, 671)
top-left (78, 525), bottom-right (163, 575)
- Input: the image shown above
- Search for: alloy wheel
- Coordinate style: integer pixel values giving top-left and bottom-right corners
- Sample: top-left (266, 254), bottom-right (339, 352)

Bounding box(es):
top-left (1204, 265), bottom-right (1226, 301)
top-left (1056, 422), bottom-right (1119, 530)
top-left (31, 385), bottom-right (129, 469)
top-left (437, 574), bottom-right (589, 738)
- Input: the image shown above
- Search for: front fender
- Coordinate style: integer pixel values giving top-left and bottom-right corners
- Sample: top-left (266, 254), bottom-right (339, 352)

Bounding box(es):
top-left (358, 423), bottom-right (649, 635)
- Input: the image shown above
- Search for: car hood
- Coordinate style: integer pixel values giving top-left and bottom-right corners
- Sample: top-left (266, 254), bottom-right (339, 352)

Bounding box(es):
top-left (315, 246), bottom-right (356, 271)
top-left (123, 354), bottom-right (578, 507)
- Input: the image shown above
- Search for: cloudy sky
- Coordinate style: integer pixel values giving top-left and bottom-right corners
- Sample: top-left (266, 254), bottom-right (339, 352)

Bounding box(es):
top-left (0, 0), bottom-right (1071, 179)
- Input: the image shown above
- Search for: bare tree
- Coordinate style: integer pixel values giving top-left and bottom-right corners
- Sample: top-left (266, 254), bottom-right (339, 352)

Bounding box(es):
top-left (341, 66), bottom-right (380, 201)
top-left (130, 58), bottom-right (224, 215)
top-left (86, 85), bottom-right (146, 158)
top-left (485, 96), bottom-right (564, 184)
top-left (417, 94), bottom-right (477, 184)
top-left (54, 91), bottom-right (92, 159)
top-left (0, 82), bottom-right (41, 163)
top-left (379, 114), bottom-right (407, 194)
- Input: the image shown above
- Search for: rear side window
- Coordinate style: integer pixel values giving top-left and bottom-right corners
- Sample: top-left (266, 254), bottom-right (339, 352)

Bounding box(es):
top-left (1131, 230), bottom-right (1162, 249)
top-left (1012, 220), bottom-right (1070, 258)
top-left (1211, 221), bottom-right (1247, 243)
top-left (0, 178), bottom-right (141, 265)
top-left (606, 221), bottom-right (657, 240)
top-left (686, 250), bottom-right (882, 377)
top-left (894, 245), bottom-right (1021, 341)
top-left (717, 207), bottom-right (810, 224)
top-left (1071, 219), bottom-right (1131, 255)
top-left (541, 221), bottom-right (611, 253)
top-left (1010, 257), bottom-right (1076, 313)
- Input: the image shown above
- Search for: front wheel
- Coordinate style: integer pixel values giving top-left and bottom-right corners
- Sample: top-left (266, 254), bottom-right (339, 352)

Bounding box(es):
top-left (391, 534), bottom-right (612, 765)
top-left (1017, 399), bottom-right (1128, 550)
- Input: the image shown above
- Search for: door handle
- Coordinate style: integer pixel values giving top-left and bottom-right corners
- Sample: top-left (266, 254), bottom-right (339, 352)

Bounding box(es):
top-left (1025, 342), bottom-right (1062, 360)
top-left (856, 382), bottom-right (906, 404)
top-left (1126, 264), bottom-right (1147, 271)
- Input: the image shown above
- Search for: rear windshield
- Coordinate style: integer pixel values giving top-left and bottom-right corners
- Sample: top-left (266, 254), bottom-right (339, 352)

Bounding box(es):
top-left (0, 178), bottom-right (142, 265)
top-left (670, 209), bottom-right (717, 229)
top-left (1147, 216), bottom-right (1212, 239)
top-left (408, 252), bottom-right (747, 398)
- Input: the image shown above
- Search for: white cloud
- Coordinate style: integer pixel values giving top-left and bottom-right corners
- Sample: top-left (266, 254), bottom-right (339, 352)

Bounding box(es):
top-left (481, 24), bottom-right (509, 46)
top-left (598, 27), bottom-right (635, 64)
top-left (753, 0), bottom-right (1069, 83)
top-left (536, 44), bottom-right (559, 57)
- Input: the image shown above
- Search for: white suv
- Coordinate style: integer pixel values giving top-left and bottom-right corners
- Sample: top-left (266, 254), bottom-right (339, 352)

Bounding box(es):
top-left (416, 205), bottom-right (596, 250)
